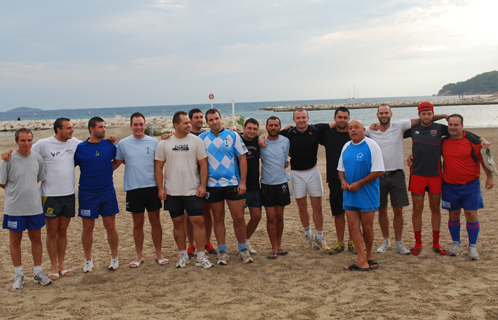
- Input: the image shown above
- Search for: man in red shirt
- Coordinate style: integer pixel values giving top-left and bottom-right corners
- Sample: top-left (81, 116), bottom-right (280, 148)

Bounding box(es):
top-left (442, 114), bottom-right (494, 260)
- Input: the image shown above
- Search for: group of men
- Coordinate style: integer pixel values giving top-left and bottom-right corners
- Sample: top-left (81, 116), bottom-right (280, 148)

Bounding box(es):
top-left (1, 101), bottom-right (493, 290)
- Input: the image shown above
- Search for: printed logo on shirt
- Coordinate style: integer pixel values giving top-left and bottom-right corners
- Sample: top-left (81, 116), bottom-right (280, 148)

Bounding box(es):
top-left (431, 130), bottom-right (437, 136)
top-left (145, 147), bottom-right (152, 155)
top-left (95, 151), bottom-right (100, 156)
top-left (356, 152), bottom-right (364, 161)
top-left (172, 144), bottom-right (190, 151)
top-left (224, 135), bottom-right (234, 147)
top-left (8, 221), bottom-right (17, 229)
top-left (46, 208), bottom-right (54, 215)
top-left (50, 151), bottom-right (61, 157)
top-left (66, 148), bottom-right (74, 155)
top-left (414, 131), bottom-right (420, 135)
top-left (80, 209), bottom-right (91, 217)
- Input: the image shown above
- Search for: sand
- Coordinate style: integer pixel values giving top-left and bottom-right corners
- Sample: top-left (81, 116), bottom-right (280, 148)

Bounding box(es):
top-left (0, 126), bottom-right (497, 319)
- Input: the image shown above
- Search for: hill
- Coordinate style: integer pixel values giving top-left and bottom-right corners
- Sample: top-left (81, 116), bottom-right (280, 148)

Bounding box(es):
top-left (3, 106), bottom-right (43, 113)
top-left (437, 71), bottom-right (498, 96)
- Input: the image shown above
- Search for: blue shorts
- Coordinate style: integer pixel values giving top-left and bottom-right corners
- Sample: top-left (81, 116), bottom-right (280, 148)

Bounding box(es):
top-left (442, 179), bottom-right (483, 211)
top-left (78, 188), bottom-right (119, 219)
top-left (244, 189), bottom-right (261, 208)
top-left (343, 205), bottom-right (378, 213)
top-left (3, 213), bottom-right (46, 232)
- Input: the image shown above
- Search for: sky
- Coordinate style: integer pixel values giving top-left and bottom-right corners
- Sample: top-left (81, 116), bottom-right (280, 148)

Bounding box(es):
top-left (1, 0), bottom-right (497, 111)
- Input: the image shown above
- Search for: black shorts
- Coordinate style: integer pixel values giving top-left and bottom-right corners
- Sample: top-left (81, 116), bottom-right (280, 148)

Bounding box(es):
top-left (261, 183), bottom-right (291, 207)
top-left (244, 189), bottom-right (262, 208)
top-left (126, 187), bottom-right (162, 214)
top-left (164, 195), bottom-right (204, 218)
top-left (380, 170), bottom-right (409, 208)
top-left (328, 182), bottom-right (344, 217)
top-left (205, 186), bottom-right (244, 204)
top-left (42, 194), bottom-right (76, 219)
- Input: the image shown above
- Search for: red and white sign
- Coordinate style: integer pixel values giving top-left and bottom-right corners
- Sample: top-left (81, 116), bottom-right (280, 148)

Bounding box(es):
top-left (209, 94), bottom-right (214, 100)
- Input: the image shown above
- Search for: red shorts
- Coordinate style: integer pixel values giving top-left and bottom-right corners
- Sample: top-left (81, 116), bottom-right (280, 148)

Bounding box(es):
top-left (409, 174), bottom-right (442, 194)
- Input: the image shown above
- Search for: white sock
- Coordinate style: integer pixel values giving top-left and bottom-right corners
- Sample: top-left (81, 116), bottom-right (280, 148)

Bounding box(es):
top-left (33, 265), bottom-right (42, 274)
top-left (316, 230), bottom-right (323, 240)
top-left (197, 251), bottom-right (205, 259)
top-left (180, 250), bottom-right (188, 256)
top-left (14, 265), bottom-right (23, 276)
top-left (246, 239), bottom-right (250, 244)
top-left (304, 226), bottom-right (312, 237)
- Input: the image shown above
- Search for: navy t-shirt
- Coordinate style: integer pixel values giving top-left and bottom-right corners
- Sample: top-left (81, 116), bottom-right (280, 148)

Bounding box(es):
top-left (241, 135), bottom-right (260, 191)
top-left (320, 128), bottom-right (351, 183)
top-left (74, 139), bottom-right (117, 191)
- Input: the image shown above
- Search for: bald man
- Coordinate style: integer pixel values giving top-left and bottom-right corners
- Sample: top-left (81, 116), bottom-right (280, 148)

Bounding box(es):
top-left (338, 120), bottom-right (384, 271)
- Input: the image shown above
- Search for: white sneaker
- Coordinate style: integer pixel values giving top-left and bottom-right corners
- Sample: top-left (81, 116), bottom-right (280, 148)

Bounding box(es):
top-left (33, 271), bottom-right (52, 286)
top-left (176, 254), bottom-right (189, 268)
top-left (395, 241), bottom-right (410, 255)
top-left (238, 249), bottom-right (254, 264)
top-left (83, 259), bottom-right (94, 273)
top-left (217, 252), bottom-right (229, 265)
top-left (304, 233), bottom-right (313, 249)
top-left (448, 241), bottom-right (462, 256)
top-left (108, 257), bottom-right (119, 271)
top-left (377, 239), bottom-right (391, 253)
top-left (195, 255), bottom-right (214, 268)
top-left (246, 243), bottom-right (257, 255)
top-left (12, 274), bottom-right (24, 290)
top-left (313, 237), bottom-right (331, 251)
top-left (468, 244), bottom-right (479, 260)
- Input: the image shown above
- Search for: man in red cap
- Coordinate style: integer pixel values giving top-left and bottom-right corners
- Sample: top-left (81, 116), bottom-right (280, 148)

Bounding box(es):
top-left (408, 102), bottom-right (489, 256)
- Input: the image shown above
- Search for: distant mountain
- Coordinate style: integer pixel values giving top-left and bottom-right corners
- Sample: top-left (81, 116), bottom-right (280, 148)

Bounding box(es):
top-left (4, 106), bottom-right (43, 113)
top-left (437, 71), bottom-right (498, 96)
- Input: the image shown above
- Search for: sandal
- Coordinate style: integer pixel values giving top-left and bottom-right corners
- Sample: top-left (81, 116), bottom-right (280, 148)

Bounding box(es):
top-left (60, 269), bottom-right (72, 276)
top-left (344, 264), bottom-right (370, 272)
top-left (267, 252), bottom-right (278, 259)
top-left (155, 258), bottom-right (169, 266)
top-left (277, 248), bottom-right (288, 255)
top-left (367, 260), bottom-right (379, 270)
top-left (129, 260), bottom-right (144, 268)
top-left (48, 272), bottom-right (60, 280)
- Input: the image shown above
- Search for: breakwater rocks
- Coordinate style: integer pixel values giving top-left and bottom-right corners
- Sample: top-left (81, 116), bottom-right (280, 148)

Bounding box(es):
top-left (0, 114), bottom-right (251, 132)
top-left (261, 94), bottom-right (498, 112)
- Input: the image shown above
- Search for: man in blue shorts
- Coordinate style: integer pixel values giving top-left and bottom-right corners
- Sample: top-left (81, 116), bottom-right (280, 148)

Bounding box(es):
top-left (114, 112), bottom-right (168, 268)
top-left (338, 120), bottom-right (384, 271)
top-left (442, 114), bottom-right (494, 260)
top-left (260, 116), bottom-right (291, 259)
top-left (74, 117), bottom-right (120, 273)
top-left (1, 129), bottom-right (52, 289)
top-left (240, 118), bottom-right (262, 255)
top-left (200, 109), bottom-right (253, 265)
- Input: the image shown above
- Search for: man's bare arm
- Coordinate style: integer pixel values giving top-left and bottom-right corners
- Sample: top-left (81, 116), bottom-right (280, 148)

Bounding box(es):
top-left (155, 160), bottom-right (167, 200)
top-left (237, 154), bottom-right (247, 195)
top-left (348, 171), bottom-right (384, 193)
top-left (197, 158), bottom-right (208, 197)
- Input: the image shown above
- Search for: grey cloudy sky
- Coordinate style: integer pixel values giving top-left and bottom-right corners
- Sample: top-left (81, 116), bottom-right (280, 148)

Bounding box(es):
top-left (1, 0), bottom-right (496, 111)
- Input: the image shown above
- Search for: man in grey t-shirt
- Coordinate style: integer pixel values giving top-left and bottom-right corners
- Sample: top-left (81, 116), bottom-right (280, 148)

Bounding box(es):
top-left (0, 129), bottom-right (52, 289)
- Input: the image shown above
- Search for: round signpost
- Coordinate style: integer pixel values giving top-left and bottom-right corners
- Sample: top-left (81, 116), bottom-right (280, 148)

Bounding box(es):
top-left (209, 94), bottom-right (214, 108)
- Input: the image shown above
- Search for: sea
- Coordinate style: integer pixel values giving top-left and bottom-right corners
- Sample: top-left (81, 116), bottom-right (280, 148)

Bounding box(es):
top-left (2, 95), bottom-right (498, 128)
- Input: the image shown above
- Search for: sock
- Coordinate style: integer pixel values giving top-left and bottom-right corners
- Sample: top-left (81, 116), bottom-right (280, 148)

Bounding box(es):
top-left (34, 265), bottom-right (42, 274)
top-left (414, 230), bottom-right (422, 248)
top-left (238, 242), bottom-right (247, 251)
top-left (245, 239), bottom-right (250, 244)
top-left (197, 251), bottom-right (205, 259)
top-left (316, 230), bottom-right (323, 241)
top-left (14, 265), bottom-right (23, 276)
top-left (448, 219), bottom-right (461, 244)
top-left (218, 244), bottom-right (227, 253)
top-left (304, 226), bottom-right (312, 237)
top-left (180, 250), bottom-right (188, 256)
top-left (466, 221), bottom-right (480, 246)
top-left (432, 230), bottom-right (442, 249)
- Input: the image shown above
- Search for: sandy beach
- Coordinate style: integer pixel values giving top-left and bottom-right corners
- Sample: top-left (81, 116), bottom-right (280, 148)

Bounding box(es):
top-left (0, 124), bottom-right (497, 319)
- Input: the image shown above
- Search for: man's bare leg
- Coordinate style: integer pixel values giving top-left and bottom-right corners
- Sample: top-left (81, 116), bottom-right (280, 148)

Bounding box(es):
top-left (310, 196), bottom-right (323, 231)
top-left (226, 199), bottom-right (247, 244)
top-left (102, 215), bottom-right (119, 257)
top-left (203, 202), bottom-right (213, 244)
top-left (392, 207), bottom-right (404, 241)
top-left (295, 197), bottom-right (310, 228)
top-left (46, 217), bottom-right (60, 276)
top-left (360, 212), bottom-right (375, 263)
top-left (131, 213), bottom-right (145, 264)
top-left (411, 193), bottom-right (425, 253)
top-left (335, 213), bottom-right (345, 243)
top-left (266, 206), bottom-right (278, 252)
top-left (345, 210), bottom-right (369, 270)
top-left (81, 218), bottom-right (95, 260)
top-left (378, 207), bottom-right (389, 239)
top-left (246, 206), bottom-right (261, 240)
top-left (428, 192), bottom-right (445, 253)
top-left (172, 215), bottom-right (187, 251)
top-left (10, 231), bottom-right (23, 267)
top-left (275, 205), bottom-right (285, 250)
top-left (28, 228), bottom-right (43, 267)
top-left (147, 209), bottom-right (165, 262)
top-left (189, 215), bottom-right (206, 250)
top-left (210, 201), bottom-right (226, 246)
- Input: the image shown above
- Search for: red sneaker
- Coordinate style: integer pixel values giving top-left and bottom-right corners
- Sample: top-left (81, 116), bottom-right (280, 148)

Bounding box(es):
top-left (187, 245), bottom-right (196, 259)
top-left (205, 242), bottom-right (217, 255)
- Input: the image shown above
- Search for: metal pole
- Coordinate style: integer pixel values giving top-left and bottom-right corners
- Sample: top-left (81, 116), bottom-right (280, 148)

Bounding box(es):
top-left (232, 100), bottom-right (235, 117)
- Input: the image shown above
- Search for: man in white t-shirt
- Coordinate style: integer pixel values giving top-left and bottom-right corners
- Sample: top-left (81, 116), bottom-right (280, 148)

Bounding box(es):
top-left (155, 111), bottom-right (213, 269)
top-left (114, 113), bottom-right (168, 268)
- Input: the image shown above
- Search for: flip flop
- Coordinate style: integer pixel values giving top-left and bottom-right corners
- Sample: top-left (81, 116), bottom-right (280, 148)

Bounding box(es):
top-left (129, 260), bottom-right (144, 268)
top-left (277, 248), bottom-right (288, 255)
top-left (367, 260), bottom-right (379, 270)
top-left (267, 252), bottom-right (278, 259)
top-left (344, 264), bottom-right (370, 272)
top-left (48, 273), bottom-right (60, 280)
top-left (410, 248), bottom-right (421, 255)
top-left (155, 259), bottom-right (169, 266)
top-left (60, 270), bottom-right (72, 276)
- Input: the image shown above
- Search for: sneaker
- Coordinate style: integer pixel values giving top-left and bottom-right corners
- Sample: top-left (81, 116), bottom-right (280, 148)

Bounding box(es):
top-left (195, 255), bottom-right (214, 268)
top-left (176, 254), bottom-right (189, 268)
top-left (313, 237), bottom-right (330, 251)
top-left (304, 233), bottom-right (314, 249)
top-left (348, 241), bottom-right (357, 254)
top-left (33, 272), bottom-right (52, 286)
top-left (395, 241), bottom-right (411, 255)
top-left (246, 243), bottom-right (257, 255)
top-left (448, 241), bottom-right (462, 256)
top-left (377, 239), bottom-right (391, 253)
top-left (217, 252), bottom-right (229, 265)
top-left (83, 259), bottom-right (94, 273)
top-left (108, 257), bottom-right (119, 271)
top-left (205, 242), bottom-right (217, 255)
top-left (238, 249), bottom-right (254, 264)
top-left (187, 245), bottom-right (196, 260)
top-left (330, 241), bottom-right (345, 255)
top-left (468, 244), bottom-right (479, 260)
top-left (12, 274), bottom-right (24, 290)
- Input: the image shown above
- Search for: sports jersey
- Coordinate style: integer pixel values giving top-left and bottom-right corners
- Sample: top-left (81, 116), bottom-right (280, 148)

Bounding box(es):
top-left (74, 139), bottom-right (117, 192)
top-left (365, 119), bottom-right (411, 171)
top-left (442, 131), bottom-right (483, 185)
top-left (260, 136), bottom-right (290, 185)
top-left (200, 129), bottom-right (248, 187)
top-left (31, 136), bottom-right (81, 197)
top-left (190, 129), bottom-right (206, 137)
top-left (241, 135), bottom-right (260, 191)
top-left (116, 135), bottom-right (158, 191)
top-left (411, 123), bottom-right (448, 176)
top-left (320, 127), bottom-right (351, 183)
top-left (280, 123), bottom-right (330, 171)
top-left (338, 137), bottom-right (384, 209)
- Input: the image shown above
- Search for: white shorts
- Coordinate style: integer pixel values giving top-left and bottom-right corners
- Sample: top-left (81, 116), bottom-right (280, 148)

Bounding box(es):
top-left (290, 166), bottom-right (324, 199)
